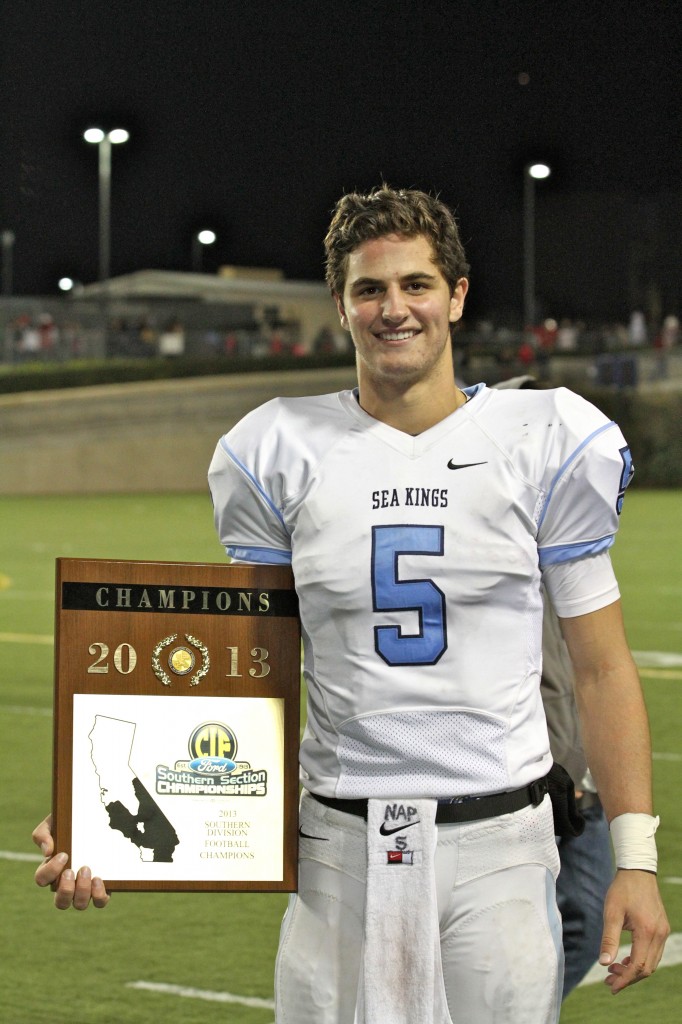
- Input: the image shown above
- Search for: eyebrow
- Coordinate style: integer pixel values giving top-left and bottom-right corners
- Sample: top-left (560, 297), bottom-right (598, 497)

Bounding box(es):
top-left (349, 271), bottom-right (438, 291)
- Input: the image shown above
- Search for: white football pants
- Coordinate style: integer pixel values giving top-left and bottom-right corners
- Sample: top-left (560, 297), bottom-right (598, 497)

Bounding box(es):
top-left (275, 790), bottom-right (563, 1024)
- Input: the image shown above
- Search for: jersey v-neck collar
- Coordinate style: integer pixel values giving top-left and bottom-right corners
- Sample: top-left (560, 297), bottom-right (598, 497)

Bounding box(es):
top-left (338, 384), bottom-right (486, 457)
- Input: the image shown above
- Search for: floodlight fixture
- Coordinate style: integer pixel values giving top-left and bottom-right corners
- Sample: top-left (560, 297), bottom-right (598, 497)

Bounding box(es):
top-left (528, 163), bottom-right (551, 180)
top-left (83, 126), bottom-right (130, 281)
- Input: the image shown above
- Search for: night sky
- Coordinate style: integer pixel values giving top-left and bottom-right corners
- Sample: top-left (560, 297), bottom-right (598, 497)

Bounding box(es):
top-left (1, 1), bottom-right (679, 320)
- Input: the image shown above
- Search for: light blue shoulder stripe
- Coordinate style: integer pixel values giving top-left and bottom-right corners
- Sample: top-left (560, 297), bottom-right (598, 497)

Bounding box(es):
top-left (537, 421), bottom-right (616, 531)
top-left (219, 438), bottom-right (286, 528)
top-left (226, 546), bottom-right (292, 565)
top-left (538, 535), bottom-right (614, 568)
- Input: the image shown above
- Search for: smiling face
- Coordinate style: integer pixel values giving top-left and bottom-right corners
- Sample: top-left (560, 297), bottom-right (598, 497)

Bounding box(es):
top-left (335, 233), bottom-right (468, 403)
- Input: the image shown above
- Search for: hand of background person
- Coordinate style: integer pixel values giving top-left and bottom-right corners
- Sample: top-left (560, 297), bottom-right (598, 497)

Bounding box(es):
top-left (32, 814), bottom-right (110, 910)
top-left (599, 869), bottom-right (669, 993)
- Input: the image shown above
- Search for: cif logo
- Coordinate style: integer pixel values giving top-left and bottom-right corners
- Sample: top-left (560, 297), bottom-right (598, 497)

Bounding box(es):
top-left (188, 722), bottom-right (238, 773)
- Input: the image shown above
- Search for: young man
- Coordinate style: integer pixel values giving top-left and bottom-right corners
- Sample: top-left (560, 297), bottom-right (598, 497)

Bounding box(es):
top-left (35, 186), bottom-right (669, 1023)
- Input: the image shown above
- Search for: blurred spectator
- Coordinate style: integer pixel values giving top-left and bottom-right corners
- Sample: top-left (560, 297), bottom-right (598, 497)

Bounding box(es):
top-left (651, 315), bottom-right (679, 380)
top-left (533, 319), bottom-right (557, 381)
top-left (517, 333), bottom-right (536, 370)
top-left (108, 318), bottom-right (136, 357)
top-left (313, 326), bottom-right (336, 354)
top-left (38, 313), bottom-right (58, 357)
top-left (476, 319), bottom-right (495, 344)
top-left (600, 323), bottom-right (623, 352)
top-left (21, 319), bottom-right (41, 359)
top-left (628, 309), bottom-right (647, 346)
top-left (556, 318), bottom-right (578, 352)
top-left (158, 319), bottom-right (185, 357)
top-left (269, 329), bottom-right (289, 355)
top-left (535, 318), bottom-right (558, 351)
top-left (137, 319), bottom-right (157, 354)
top-left (9, 314), bottom-right (29, 360)
top-left (61, 321), bottom-right (82, 358)
top-left (269, 330), bottom-right (283, 355)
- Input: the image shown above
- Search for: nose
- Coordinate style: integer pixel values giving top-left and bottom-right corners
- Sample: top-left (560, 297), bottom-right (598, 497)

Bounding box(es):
top-left (381, 284), bottom-right (408, 323)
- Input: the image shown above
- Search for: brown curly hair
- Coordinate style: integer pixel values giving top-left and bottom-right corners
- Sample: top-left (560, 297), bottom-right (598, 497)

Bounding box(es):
top-left (324, 184), bottom-right (470, 296)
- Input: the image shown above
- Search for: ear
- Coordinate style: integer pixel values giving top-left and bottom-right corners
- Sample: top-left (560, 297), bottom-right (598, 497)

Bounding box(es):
top-left (449, 278), bottom-right (469, 323)
top-left (334, 292), bottom-right (350, 331)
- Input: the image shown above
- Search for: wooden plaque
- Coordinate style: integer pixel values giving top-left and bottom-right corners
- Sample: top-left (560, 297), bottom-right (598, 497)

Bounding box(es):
top-left (52, 558), bottom-right (300, 892)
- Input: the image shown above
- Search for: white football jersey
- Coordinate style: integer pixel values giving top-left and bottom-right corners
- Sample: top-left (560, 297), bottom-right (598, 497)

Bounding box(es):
top-left (208, 384), bottom-right (632, 799)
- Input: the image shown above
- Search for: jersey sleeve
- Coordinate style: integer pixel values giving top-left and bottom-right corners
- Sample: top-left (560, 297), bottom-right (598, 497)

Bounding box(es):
top-left (535, 389), bottom-right (633, 569)
top-left (207, 402), bottom-right (292, 564)
top-left (542, 550), bottom-right (620, 617)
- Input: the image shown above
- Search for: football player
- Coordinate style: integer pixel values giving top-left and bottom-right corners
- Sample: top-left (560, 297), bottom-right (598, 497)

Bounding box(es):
top-left (35, 185), bottom-right (669, 1024)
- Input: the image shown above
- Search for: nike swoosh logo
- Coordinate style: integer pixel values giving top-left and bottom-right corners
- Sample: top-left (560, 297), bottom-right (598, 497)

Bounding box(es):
top-left (447, 460), bottom-right (488, 470)
top-left (299, 827), bottom-right (329, 841)
top-left (379, 819), bottom-right (421, 836)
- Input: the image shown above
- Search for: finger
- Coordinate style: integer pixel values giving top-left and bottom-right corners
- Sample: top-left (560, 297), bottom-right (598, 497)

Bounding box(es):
top-left (31, 814), bottom-right (54, 857)
top-left (603, 958), bottom-right (629, 986)
top-left (91, 876), bottom-right (110, 909)
top-left (606, 969), bottom-right (647, 993)
top-left (647, 914), bottom-right (672, 975)
top-left (599, 925), bottom-right (622, 967)
top-left (73, 866), bottom-right (95, 911)
top-left (606, 954), bottom-right (630, 970)
top-left (608, 943), bottom-right (653, 994)
top-left (34, 851), bottom-right (69, 888)
top-left (599, 889), bottom-right (626, 968)
top-left (54, 868), bottom-right (76, 910)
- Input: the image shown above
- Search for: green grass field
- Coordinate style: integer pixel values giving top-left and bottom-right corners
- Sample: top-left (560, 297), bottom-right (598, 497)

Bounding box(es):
top-left (1, 491), bottom-right (680, 1023)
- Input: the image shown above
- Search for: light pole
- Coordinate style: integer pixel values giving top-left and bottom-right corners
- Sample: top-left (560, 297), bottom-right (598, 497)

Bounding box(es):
top-left (1, 230), bottom-right (15, 296)
top-left (523, 162), bottom-right (551, 329)
top-left (83, 127), bottom-right (129, 282)
top-left (192, 229), bottom-right (216, 273)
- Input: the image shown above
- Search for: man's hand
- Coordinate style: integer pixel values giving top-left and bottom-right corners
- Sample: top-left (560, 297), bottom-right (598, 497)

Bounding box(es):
top-left (599, 869), bottom-right (670, 993)
top-left (32, 814), bottom-right (110, 911)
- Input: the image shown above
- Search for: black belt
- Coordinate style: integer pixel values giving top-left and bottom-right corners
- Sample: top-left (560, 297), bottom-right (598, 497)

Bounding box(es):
top-left (312, 776), bottom-right (549, 825)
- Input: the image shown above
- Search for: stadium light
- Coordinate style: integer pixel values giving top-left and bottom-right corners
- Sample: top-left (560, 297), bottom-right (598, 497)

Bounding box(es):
top-left (523, 162), bottom-right (551, 328)
top-left (192, 229), bottom-right (217, 272)
top-left (528, 163), bottom-right (551, 180)
top-left (83, 127), bottom-right (130, 282)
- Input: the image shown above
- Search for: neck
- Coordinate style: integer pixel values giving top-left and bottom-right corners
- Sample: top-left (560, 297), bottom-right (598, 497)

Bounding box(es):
top-left (356, 373), bottom-right (468, 435)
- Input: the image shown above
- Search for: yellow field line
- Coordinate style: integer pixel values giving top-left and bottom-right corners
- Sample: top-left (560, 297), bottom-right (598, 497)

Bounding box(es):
top-left (639, 668), bottom-right (682, 680)
top-left (0, 632), bottom-right (53, 645)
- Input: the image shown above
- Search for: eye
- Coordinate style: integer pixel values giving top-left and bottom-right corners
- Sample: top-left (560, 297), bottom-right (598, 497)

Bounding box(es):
top-left (405, 281), bottom-right (428, 292)
top-left (358, 285), bottom-right (381, 296)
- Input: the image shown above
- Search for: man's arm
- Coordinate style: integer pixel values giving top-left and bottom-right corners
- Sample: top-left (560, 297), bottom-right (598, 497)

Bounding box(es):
top-left (559, 600), bottom-right (670, 993)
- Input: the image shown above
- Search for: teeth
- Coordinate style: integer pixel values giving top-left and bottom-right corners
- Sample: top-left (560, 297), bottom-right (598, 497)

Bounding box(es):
top-left (379, 331), bottom-right (416, 341)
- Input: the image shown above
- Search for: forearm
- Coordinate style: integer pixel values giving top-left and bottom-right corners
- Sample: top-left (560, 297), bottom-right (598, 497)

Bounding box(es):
top-left (573, 655), bottom-right (653, 821)
top-left (559, 602), bottom-right (653, 822)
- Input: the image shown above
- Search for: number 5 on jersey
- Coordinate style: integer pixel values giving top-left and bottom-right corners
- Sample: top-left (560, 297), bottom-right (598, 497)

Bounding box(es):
top-left (371, 525), bottom-right (447, 666)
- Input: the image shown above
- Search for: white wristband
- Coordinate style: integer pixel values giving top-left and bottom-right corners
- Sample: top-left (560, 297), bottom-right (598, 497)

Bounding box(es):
top-left (610, 813), bottom-right (660, 872)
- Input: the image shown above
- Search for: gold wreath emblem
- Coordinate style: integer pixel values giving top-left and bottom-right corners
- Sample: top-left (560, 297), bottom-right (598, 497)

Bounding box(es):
top-left (152, 633), bottom-right (210, 687)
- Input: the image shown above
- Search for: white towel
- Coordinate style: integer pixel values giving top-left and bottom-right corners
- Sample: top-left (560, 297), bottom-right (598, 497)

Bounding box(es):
top-left (354, 798), bottom-right (452, 1024)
